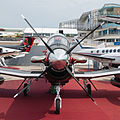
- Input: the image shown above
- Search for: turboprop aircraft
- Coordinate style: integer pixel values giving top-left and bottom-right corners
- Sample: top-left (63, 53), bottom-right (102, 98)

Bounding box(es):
top-left (73, 16), bottom-right (120, 69)
top-left (0, 15), bottom-right (120, 114)
top-left (73, 38), bottom-right (120, 69)
top-left (0, 36), bottom-right (35, 66)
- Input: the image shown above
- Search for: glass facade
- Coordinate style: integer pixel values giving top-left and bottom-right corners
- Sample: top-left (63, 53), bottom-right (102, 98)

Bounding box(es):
top-left (59, 10), bottom-right (99, 31)
top-left (59, 19), bottom-right (79, 29)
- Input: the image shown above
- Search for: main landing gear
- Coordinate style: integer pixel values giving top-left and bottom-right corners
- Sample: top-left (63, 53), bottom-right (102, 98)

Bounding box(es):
top-left (83, 79), bottom-right (97, 96)
top-left (14, 78), bottom-right (33, 98)
top-left (84, 79), bottom-right (91, 95)
top-left (23, 79), bottom-right (32, 96)
top-left (23, 83), bottom-right (29, 96)
top-left (54, 85), bottom-right (62, 114)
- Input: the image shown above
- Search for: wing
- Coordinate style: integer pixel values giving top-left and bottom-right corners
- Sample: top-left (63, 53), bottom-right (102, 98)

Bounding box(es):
top-left (74, 68), bottom-right (120, 79)
top-left (0, 51), bottom-right (22, 58)
top-left (72, 53), bottom-right (115, 62)
top-left (0, 67), bottom-right (42, 78)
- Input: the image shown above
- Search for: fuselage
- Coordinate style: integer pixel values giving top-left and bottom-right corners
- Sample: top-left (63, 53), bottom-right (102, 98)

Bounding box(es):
top-left (0, 37), bottom-right (34, 59)
top-left (77, 46), bottom-right (120, 67)
top-left (44, 34), bottom-right (72, 85)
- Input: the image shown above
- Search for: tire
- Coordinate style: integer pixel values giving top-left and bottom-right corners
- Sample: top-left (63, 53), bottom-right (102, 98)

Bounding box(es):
top-left (55, 99), bottom-right (60, 114)
top-left (87, 84), bottom-right (91, 96)
top-left (103, 66), bottom-right (109, 69)
top-left (23, 83), bottom-right (28, 96)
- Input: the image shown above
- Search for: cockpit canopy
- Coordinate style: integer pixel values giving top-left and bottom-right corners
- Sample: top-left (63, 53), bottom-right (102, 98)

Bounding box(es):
top-left (47, 34), bottom-right (70, 49)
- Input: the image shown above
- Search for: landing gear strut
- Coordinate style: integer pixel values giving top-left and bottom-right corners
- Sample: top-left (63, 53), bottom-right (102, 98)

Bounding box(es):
top-left (23, 79), bottom-right (32, 96)
top-left (83, 78), bottom-right (97, 96)
top-left (87, 84), bottom-right (91, 95)
top-left (14, 78), bottom-right (33, 98)
top-left (23, 83), bottom-right (29, 96)
top-left (84, 79), bottom-right (91, 95)
top-left (54, 85), bottom-right (61, 114)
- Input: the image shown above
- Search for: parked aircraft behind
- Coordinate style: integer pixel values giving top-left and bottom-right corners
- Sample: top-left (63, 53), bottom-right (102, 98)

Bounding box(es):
top-left (73, 39), bottom-right (120, 68)
top-left (73, 16), bottom-right (120, 69)
top-left (0, 37), bottom-right (35, 66)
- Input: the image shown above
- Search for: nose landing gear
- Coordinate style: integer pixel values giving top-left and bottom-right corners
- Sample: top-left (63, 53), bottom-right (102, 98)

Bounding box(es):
top-left (54, 85), bottom-right (62, 114)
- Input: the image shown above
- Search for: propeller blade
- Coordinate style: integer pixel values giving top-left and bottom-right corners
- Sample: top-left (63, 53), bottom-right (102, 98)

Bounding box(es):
top-left (35, 65), bottom-right (51, 80)
top-left (17, 78), bottom-right (27, 90)
top-left (21, 14), bottom-right (54, 54)
top-left (88, 79), bottom-right (97, 91)
top-left (34, 68), bottom-right (47, 81)
top-left (65, 66), bottom-right (97, 105)
top-left (66, 22), bottom-right (105, 54)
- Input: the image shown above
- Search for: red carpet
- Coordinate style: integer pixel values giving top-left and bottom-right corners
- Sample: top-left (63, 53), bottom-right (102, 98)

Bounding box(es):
top-left (0, 78), bottom-right (120, 120)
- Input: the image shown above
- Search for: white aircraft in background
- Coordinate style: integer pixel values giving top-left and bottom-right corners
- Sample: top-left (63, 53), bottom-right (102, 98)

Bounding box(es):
top-left (73, 40), bottom-right (120, 69)
top-left (73, 16), bottom-right (120, 69)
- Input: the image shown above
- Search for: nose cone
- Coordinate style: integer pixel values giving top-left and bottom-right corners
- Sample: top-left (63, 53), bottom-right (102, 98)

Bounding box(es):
top-left (51, 60), bottom-right (67, 70)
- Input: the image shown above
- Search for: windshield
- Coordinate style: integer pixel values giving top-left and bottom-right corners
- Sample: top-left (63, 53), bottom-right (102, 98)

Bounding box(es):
top-left (47, 34), bottom-right (70, 47)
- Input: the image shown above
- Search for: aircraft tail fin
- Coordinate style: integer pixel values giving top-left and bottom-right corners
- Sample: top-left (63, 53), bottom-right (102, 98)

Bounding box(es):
top-left (74, 38), bottom-right (83, 49)
top-left (20, 37), bottom-right (35, 52)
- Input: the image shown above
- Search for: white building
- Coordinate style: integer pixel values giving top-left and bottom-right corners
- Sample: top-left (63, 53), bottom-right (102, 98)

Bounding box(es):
top-left (24, 28), bottom-right (78, 37)
top-left (0, 28), bottom-right (24, 37)
top-left (24, 28), bottom-right (78, 45)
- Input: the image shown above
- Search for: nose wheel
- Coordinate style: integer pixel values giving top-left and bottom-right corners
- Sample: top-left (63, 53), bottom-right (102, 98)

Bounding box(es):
top-left (55, 99), bottom-right (60, 114)
top-left (54, 85), bottom-right (62, 114)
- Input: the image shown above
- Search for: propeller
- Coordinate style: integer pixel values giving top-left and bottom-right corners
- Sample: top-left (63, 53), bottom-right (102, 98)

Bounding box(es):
top-left (66, 22), bottom-right (105, 55)
top-left (65, 66), bottom-right (97, 105)
top-left (21, 14), bottom-right (54, 54)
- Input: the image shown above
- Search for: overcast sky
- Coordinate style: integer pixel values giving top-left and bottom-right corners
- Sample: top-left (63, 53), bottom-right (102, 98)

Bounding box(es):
top-left (0, 0), bottom-right (120, 28)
